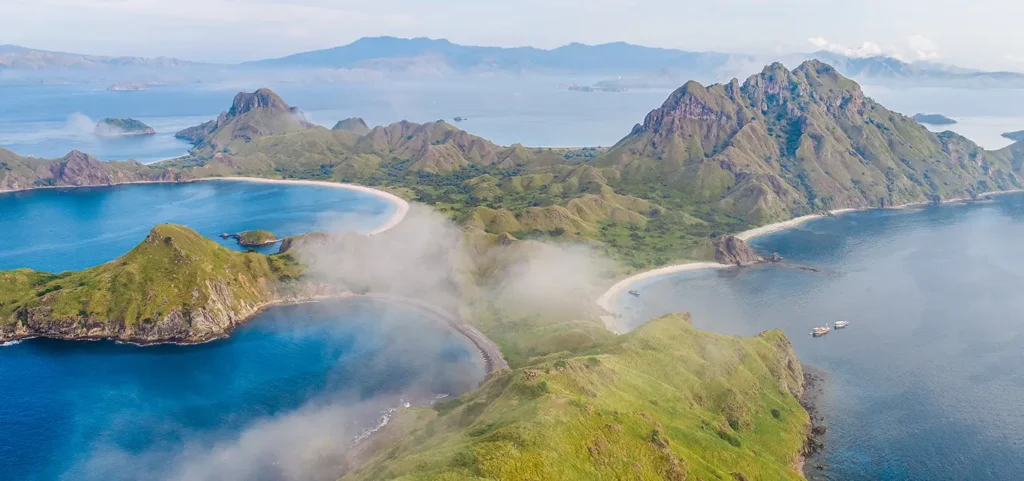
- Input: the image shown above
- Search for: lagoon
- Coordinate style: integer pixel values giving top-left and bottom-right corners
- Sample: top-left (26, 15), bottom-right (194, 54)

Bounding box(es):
top-left (0, 181), bottom-right (483, 481)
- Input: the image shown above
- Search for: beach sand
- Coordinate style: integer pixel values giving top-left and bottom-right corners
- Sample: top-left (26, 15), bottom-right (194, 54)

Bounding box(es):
top-left (597, 189), bottom-right (1024, 319)
top-left (200, 177), bottom-right (410, 235)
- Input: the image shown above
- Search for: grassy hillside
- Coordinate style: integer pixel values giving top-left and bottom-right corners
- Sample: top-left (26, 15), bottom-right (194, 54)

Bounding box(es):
top-left (344, 314), bottom-right (808, 481)
top-left (0, 224), bottom-right (304, 343)
top-left (158, 64), bottom-right (1024, 270)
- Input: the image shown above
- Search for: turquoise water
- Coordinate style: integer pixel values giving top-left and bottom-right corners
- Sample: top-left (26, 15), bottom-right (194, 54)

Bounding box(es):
top-left (620, 194), bottom-right (1024, 480)
top-left (0, 182), bottom-right (484, 481)
top-left (0, 180), bottom-right (396, 272)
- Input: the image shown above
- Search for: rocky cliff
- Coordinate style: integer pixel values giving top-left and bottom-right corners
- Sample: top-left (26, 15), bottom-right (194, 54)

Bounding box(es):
top-left (713, 235), bottom-right (763, 266)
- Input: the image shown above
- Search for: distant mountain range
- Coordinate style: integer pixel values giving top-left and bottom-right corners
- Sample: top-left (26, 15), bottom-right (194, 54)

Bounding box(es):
top-left (3, 37), bottom-right (1024, 89)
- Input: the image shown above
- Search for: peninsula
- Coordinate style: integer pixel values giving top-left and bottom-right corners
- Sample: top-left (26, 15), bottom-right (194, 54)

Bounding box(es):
top-left (0, 224), bottom-right (311, 344)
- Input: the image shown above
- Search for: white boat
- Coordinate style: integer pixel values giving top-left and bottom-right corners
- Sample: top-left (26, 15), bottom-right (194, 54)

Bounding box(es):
top-left (834, 321), bottom-right (849, 329)
top-left (811, 326), bottom-right (831, 337)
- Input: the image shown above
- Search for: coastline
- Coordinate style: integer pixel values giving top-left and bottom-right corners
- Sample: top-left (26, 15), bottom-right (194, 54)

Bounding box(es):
top-left (197, 177), bottom-right (411, 235)
top-left (0, 176), bottom-right (411, 236)
top-left (597, 188), bottom-right (1024, 318)
top-left (1, 292), bottom-right (508, 374)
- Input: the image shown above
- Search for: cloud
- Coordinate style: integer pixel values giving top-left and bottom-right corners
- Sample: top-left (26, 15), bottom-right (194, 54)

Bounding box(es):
top-left (807, 35), bottom-right (940, 62)
top-left (908, 34), bottom-right (940, 60)
top-left (807, 36), bottom-right (885, 58)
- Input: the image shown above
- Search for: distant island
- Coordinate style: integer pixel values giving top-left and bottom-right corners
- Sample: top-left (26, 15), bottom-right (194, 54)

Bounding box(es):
top-left (107, 82), bottom-right (148, 92)
top-left (94, 117), bottom-right (156, 137)
top-left (913, 113), bottom-right (957, 125)
top-left (222, 230), bottom-right (279, 247)
top-left (566, 83), bottom-right (627, 93)
top-left (1002, 130), bottom-right (1024, 142)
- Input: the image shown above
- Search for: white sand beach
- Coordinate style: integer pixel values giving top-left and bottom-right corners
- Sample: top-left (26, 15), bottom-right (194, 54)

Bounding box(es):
top-left (596, 188), bottom-right (1024, 318)
top-left (596, 262), bottom-right (729, 315)
top-left (200, 177), bottom-right (410, 235)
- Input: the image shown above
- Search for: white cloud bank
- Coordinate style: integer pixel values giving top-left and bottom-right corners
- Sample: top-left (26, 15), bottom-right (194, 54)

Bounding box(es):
top-left (807, 35), bottom-right (940, 61)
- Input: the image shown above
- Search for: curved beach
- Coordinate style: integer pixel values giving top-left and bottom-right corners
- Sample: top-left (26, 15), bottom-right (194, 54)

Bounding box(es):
top-left (200, 177), bottom-right (410, 235)
top-left (596, 189), bottom-right (1024, 318)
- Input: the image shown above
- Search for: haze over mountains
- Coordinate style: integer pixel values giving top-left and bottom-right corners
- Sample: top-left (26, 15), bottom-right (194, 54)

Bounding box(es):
top-left (4, 36), bottom-right (1024, 89)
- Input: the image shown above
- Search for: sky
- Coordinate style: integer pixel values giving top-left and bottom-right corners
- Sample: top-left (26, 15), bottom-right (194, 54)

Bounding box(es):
top-left (1, 0), bottom-right (1022, 70)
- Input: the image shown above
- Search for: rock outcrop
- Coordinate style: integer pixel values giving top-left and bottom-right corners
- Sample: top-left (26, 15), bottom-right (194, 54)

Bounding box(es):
top-left (332, 117), bottom-right (371, 135)
top-left (174, 88), bottom-right (315, 153)
top-left (713, 235), bottom-right (763, 266)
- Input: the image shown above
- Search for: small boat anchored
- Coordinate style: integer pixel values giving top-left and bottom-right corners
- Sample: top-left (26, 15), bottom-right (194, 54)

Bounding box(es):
top-left (627, 290), bottom-right (640, 297)
top-left (834, 320), bottom-right (849, 329)
top-left (811, 326), bottom-right (831, 337)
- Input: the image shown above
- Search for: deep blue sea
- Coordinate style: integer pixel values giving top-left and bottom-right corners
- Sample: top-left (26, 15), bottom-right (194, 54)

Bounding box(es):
top-left (0, 182), bottom-right (484, 481)
top-left (619, 194), bottom-right (1024, 481)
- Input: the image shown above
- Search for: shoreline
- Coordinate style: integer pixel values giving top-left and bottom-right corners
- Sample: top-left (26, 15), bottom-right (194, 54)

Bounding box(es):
top-left (0, 176), bottom-right (411, 236)
top-left (1, 292), bottom-right (508, 374)
top-left (597, 188), bottom-right (1024, 318)
top-left (196, 177), bottom-right (411, 235)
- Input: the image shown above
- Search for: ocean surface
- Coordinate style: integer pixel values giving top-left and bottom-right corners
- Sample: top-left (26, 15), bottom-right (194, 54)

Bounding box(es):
top-left (3, 82), bottom-right (1024, 164)
top-left (863, 84), bottom-right (1024, 150)
top-left (0, 81), bottom-right (672, 161)
top-left (618, 194), bottom-right (1024, 481)
top-left (0, 180), bottom-right (397, 272)
top-left (0, 182), bottom-right (484, 481)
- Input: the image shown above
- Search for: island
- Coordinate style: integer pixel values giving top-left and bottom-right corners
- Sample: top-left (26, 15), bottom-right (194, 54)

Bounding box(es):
top-left (94, 117), bottom-right (156, 137)
top-left (0, 224), bottom-right (309, 344)
top-left (1002, 130), bottom-right (1024, 142)
top-left (107, 82), bottom-right (148, 92)
top-left (913, 113), bottom-right (957, 125)
top-left (8, 61), bottom-right (1024, 479)
top-left (222, 229), bottom-right (278, 246)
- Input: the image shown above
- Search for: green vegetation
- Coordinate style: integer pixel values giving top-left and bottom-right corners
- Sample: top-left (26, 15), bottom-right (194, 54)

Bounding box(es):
top-left (235, 229), bottom-right (278, 246)
top-left (0, 224), bottom-right (302, 342)
top-left (10, 64), bottom-right (1015, 478)
top-left (344, 314), bottom-right (808, 481)
top-left (153, 65), bottom-right (1024, 270)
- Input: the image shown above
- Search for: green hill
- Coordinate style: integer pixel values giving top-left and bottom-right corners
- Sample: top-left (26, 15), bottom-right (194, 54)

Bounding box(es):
top-left (0, 224), bottom-right (305, 343)
top-left (344, 314), bottom-right (808, 481)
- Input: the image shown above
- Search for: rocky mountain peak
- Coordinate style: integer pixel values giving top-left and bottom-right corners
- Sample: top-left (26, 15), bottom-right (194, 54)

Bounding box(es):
top-left (228, 88), bottom-right (292, 117)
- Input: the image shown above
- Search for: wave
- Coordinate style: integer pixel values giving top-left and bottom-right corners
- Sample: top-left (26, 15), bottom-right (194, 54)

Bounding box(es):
top-left (1, 339), bottom-right (23, 347)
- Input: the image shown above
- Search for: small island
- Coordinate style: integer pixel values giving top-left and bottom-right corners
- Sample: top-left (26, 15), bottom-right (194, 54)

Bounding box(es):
top-left (1001, 130), bottom-right (1024, 142)
top-left (94, 118), bottom-right (156, 137)
top-left (222, 230), bottom-right (279, 247)
top-left (913, 113), bottom-right (957, 125)
top-left (107, 82), bottom-right (148, 92)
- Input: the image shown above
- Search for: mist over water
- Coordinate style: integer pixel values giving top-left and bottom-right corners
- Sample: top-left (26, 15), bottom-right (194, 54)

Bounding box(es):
top-left (619, 194), bottom-right (1024, 480)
